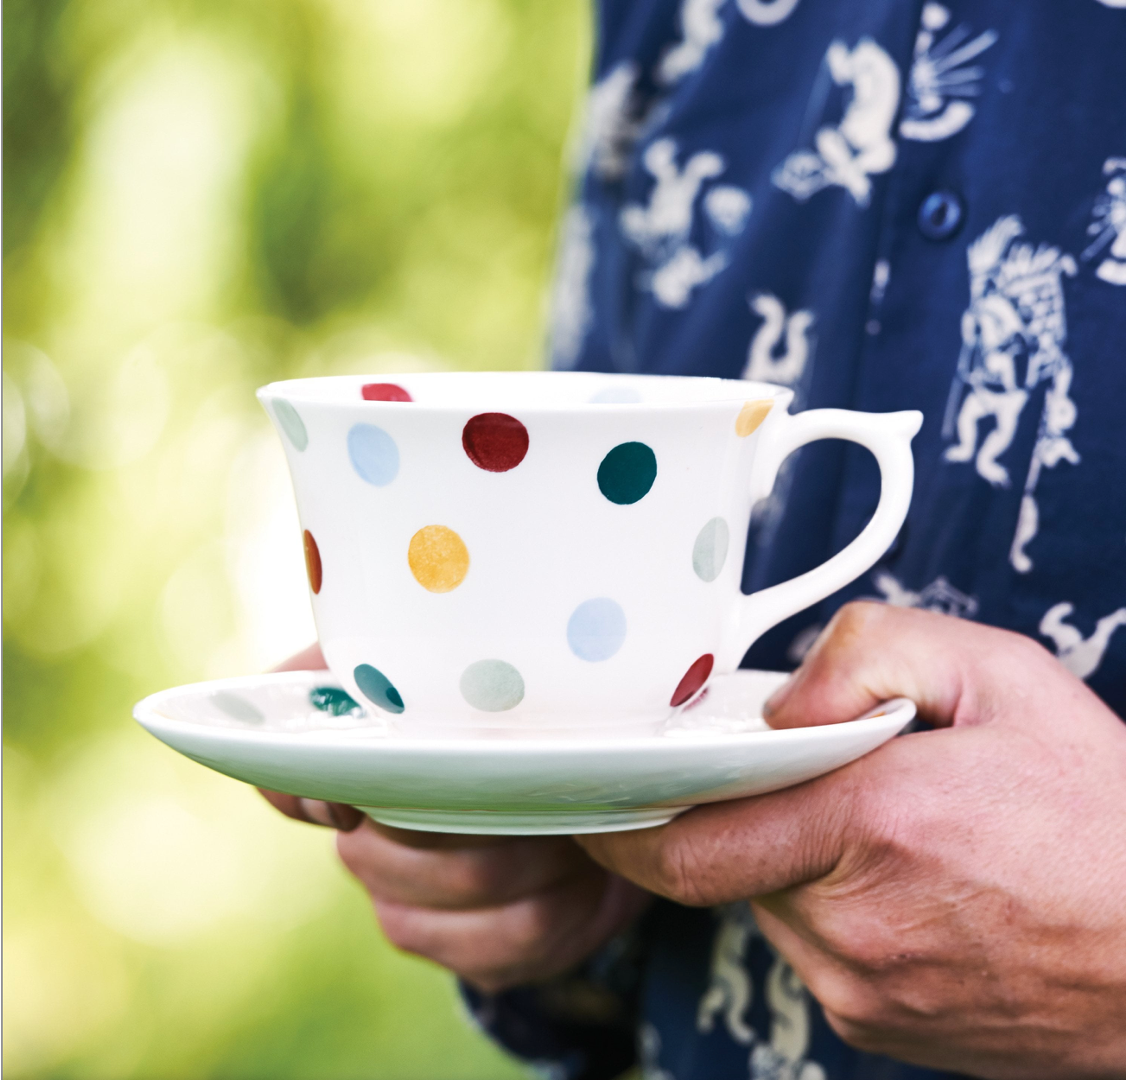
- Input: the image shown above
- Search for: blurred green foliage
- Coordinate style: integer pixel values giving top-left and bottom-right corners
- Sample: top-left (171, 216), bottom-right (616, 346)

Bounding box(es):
top-left (3, 0), bottom-right (589, 1075)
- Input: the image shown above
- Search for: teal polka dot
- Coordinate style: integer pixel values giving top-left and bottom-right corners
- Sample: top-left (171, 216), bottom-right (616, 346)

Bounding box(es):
top-left (348, 423), bottom-right (400, 486)
top-left (567, 598), bottom-right (627, 661)
top-left (309, 686), bottom-right (363, 717)
top-left (460, 660), bottom-right (524, 712)
top-left (273, 400), bottom-right (308, 451)
top-left (354, 664), bottom-right (405, 714)
top-left (212, 691), bottom-right (264, 724)
top-left (597, 442), bottom-right (657, 505)
top-left (692, 517), bottom-right (730, 582)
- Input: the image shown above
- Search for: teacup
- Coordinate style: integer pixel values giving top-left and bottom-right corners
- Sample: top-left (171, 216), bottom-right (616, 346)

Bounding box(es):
top-left (260, 372), bottom-right (921, 732)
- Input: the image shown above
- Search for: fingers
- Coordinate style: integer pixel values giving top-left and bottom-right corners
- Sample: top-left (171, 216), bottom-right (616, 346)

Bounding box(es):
top-left (762, 602), bottom-right (1050, 730)
top-left (257, 789), bottom-right (364, 831)
top-left (271, 642), bottom-right (328, 672)
top-left (337, 821), bottom-right (592, 909)
top-left (578, 775), bottom-right (858, 905)
top-left (374, 870), bottom-right (650, 992)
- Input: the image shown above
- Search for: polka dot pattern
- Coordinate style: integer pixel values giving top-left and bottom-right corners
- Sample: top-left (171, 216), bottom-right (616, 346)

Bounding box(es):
top-left (309, 686), bottom-right (363, 717)
top-left (567, 598), bottom-right (627, 662)
top-left (692, 517), bottom-right (729, 583)
top-left (589, 386), bottom-right (642, 404)
top-left (670, 654), bottom-right (714, 707)
top-left (354, 664), bottom-right (405, 714)
top-left (212, 691), bottom-right (265, 723)
top-left (273, 400), bottom-right (308, 451)
top-left (462, 413), bottom-right (529, 472)
top-left (362, 383), bottom-right (412, 402)
top-left (348, 423), bottom-right (400, 486)
top-left (408, 525), bottom-right (470, 592)
top-left (597, 442), bottom-right (657, 505)
top-left (303, 530), bottom-right (323, 594)
top-left (735, 399), bottom-right (773, 437)
top-left (460, 659), bottom-right (525, 712)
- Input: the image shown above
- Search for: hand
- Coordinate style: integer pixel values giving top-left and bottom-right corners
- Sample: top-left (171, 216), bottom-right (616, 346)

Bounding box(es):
top-left (259, 643), bottom-right (650, 992)
top-left (578, 603), bottom-right (1126, 1079)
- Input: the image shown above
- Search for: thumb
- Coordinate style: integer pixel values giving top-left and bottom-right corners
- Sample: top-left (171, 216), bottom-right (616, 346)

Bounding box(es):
top-left (761, 602), bottom-right (1035, 731)
top-left (578, 768), bottom-right (860, 905)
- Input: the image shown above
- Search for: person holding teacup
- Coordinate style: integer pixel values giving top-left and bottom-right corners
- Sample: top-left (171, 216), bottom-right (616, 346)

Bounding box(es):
top-left (262, 2), bottom-right (1126, 1077)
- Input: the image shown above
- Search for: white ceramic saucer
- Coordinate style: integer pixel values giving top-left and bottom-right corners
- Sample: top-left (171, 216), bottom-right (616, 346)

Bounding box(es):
top-left (134, 671), bottom-right (914, 835)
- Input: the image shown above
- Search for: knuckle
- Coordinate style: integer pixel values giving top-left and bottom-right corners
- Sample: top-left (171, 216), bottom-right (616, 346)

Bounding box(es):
top-left (375, 904), bottom-right (429, 955)
top-left (651, 841), bottom-right (712, 907)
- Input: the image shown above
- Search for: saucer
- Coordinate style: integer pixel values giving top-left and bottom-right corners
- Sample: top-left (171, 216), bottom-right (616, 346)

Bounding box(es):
top-left (133, 671), bottom-right (915, 835)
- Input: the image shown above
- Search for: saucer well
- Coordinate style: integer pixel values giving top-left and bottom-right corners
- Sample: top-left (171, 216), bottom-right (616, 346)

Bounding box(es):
top-left (133, 670), bottom-right (915, 835)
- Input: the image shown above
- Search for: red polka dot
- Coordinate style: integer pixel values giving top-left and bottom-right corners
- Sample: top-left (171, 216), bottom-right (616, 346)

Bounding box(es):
top-left (462, 413), bottom-right (529, 472)
top-left (670, 654), bottom-right (714, 707)
top-left (361, 383), bottom-right (412, 402)
top-left (303, 530), bottom-right (323, 594)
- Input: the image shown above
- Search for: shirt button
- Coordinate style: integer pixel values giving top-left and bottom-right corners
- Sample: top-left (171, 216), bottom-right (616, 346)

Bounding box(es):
top-left (917, 190), bottom-right (964, 240)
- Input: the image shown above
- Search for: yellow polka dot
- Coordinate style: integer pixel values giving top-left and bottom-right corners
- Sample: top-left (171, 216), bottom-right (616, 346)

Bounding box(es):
top-left (408, 525), bottom-right (469, 592)
top-left (735, 399), bottom-right (773, 437)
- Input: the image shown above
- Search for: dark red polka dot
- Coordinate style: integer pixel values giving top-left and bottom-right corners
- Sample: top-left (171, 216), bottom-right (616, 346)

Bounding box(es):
top-left (361, 383), bottom-right (412, 402)
top-left (303, 530), bottom-right (322, 594)
top-left (670, 654), bottom-right (714, 707)
top-left (462, 413), bottom-right (529, 472)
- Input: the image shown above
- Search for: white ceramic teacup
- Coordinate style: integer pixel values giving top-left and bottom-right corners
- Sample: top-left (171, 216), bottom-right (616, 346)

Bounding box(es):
top-left (260, 372), bottom-right (921, 732)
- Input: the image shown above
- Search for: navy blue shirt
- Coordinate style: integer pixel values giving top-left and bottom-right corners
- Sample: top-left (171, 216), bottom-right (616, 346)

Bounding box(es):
top-left (465, 1), bottom-right (1126, 1077)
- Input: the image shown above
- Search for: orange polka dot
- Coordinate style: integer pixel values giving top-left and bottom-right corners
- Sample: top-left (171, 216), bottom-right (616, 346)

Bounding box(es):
top-left (735, 399), bottom-right (773, 437)
top-left (408, 526), bottom-right (469, 593)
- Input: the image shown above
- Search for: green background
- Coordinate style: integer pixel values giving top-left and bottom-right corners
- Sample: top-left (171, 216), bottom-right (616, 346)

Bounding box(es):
top-left (4, 0), bottom-right (589, 1074)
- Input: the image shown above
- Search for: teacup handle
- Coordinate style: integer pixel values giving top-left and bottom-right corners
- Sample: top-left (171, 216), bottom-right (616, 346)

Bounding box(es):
top-left (721, 406), bottom-right (924, 670)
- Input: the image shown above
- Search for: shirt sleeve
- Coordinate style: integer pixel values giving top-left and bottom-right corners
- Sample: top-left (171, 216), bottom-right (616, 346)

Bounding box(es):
top-left (457, 922), bottom-right (648, 1080)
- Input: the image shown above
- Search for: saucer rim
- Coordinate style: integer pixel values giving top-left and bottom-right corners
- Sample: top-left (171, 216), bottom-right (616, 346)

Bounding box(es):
top-left (133, 669), bottom-right (916, 754)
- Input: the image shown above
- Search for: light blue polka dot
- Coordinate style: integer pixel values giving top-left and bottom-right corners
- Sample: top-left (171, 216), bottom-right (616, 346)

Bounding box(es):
top-left (692, 517), bottom-right (730, 583)
top-left (589, 386), bottom-right (642, 404)
top-left (567, 598), bottom-right (627, 662)
top-left (273, 400), bottom-right (308, 451)
top-left (348, 423), bottom-right (399, 486)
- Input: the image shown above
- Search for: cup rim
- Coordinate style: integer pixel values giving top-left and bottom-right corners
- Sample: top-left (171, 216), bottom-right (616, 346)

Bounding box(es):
top-left (257, 371), bottom-right (793, 413)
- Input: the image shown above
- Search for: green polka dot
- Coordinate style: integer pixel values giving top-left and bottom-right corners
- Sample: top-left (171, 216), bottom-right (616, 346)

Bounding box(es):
top-left (460, 660), bottom-right (525, 712)
top-left (692, 517), bottom-right (730, 582)
top-left (212, 691), bottom-right (264, 724)
top-left (597, 442), bottom-right (657, 505)
top-left (354, 664), bottom-right (404, 714)
top-left (273, 400), bottom-right (308, 451)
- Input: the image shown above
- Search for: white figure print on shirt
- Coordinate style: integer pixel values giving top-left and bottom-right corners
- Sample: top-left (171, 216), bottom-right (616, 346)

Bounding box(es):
top-left (1081, 157), bottom-right (1126, 286)
top-left (736, 0), bottom-right (803, 27)
top-left (1040, 602), bottom-right (1126, 681)
top-left (748, 953), bottom-right (826, 1080)
top-left (639, 1022), bottom-right (677, 1080)
top-left (621, 137), bottom-right (752, 307)
top-left (658, 0), bottom-right (727, 84)
top-left (899, 3), bottom-right (997, 143)
top-left (743, 294), bottom-right (815, 542)
top-left (870, 569), bottom-right (979, 619)
top-left (743, 294), bottom-right (815, 387)
top-left (697, 903), bottom-right (756, 1044)
top-left (550, 206), bottom-right (596, 369)
top-left (773, 38), bottom-right (900, 207)
top-left (578, 62), bottom-right (648, 182)
top-left (941, 215), bottom-right (1078, 572)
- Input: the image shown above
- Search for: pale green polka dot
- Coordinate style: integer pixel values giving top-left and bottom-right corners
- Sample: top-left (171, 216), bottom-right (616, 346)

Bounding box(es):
top-left (273, 400), bottom-right (308, 451)
top-left (212, 691), bottom-right (265, 724)
top-left (692, 517), bottom-right (730, 582)
top-left (460, 660), bottom-right (524, 712)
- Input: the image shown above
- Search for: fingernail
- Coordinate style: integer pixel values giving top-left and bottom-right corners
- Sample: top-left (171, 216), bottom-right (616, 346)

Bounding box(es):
top-left (762, 675), bottom-right (796, 718)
